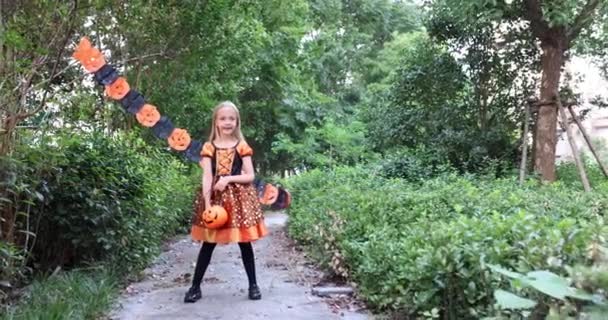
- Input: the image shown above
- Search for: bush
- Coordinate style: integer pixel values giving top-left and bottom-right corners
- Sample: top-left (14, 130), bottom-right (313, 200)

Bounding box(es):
top-left (284, 166), bottom-right (607, 319)
top-left (1, 130), bottom-right (198, 283)
top-left (374, 146), bottom-right (453, 182)
top-left (556, 160), bottom-right (608, 191)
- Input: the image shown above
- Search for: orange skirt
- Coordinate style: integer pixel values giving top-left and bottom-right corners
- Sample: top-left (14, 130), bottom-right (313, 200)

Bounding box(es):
top-left (190, 182), bottom-right (269, 244)
top-left (191, 222), bottom-right (268, 244)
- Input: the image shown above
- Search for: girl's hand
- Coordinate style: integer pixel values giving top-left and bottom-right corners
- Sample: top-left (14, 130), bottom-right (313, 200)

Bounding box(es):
top-left (213, 176), bottom-right (230, 192)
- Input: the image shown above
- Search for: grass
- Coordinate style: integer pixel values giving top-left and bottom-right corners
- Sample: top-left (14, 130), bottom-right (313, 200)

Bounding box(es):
top-left (1, 269), bottom-right (118, 320)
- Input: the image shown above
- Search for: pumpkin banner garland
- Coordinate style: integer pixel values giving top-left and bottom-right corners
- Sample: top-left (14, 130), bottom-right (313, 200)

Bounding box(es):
top-left (72, 36), bottom-right (291, 210)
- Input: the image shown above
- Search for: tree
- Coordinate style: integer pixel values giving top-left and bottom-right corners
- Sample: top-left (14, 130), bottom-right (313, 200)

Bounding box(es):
top-left (0, 1), bottom-right (87, 156)
top-left (427, 0), bottom-right (608, 181)
top-left (524, 0), bottom-right (606, 182)
top-left (302, 0), bottom-right (420, 102)
top-left (72, 0), bottom-right (316, 174)
top-left (364, 33), bottom-right (521, 172)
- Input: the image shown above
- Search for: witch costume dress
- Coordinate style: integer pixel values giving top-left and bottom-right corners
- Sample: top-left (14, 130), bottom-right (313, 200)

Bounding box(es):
top-left (190, 140), bottom-right (268, 243)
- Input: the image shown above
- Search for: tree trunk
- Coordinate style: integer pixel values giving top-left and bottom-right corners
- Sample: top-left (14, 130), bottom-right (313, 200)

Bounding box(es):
top-left (533, 42), bottom-right (564, 182)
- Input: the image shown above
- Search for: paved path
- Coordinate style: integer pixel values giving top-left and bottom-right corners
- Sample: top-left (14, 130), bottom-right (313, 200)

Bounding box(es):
top-left (109, 212), bottom-right (370, 320)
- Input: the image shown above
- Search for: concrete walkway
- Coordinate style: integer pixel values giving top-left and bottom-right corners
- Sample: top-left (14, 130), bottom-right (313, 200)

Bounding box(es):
top-left (109, 212), bottom-right (370, 320)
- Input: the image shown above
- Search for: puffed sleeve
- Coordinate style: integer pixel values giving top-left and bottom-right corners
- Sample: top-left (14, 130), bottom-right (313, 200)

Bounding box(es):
top-left (236, 141), bottom-right (253, 157)
top-left (200, 142), bottom-right (215, 158)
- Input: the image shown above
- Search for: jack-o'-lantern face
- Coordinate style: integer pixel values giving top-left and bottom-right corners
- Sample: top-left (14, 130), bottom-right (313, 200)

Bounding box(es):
top-left (105, 77), bottom-right (130, 100)
top-left (202, 205), bottom-right (228, 229)
top-left (73, 37), bottom-right (106, 73)
top-left (168, 128), bottom-right (191, 151)
top-left (135, 104), bottom-right (161, 127)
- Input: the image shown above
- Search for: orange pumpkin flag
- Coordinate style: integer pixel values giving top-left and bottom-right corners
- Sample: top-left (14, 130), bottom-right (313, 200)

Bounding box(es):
top-left (72, 37), bottom-right (106, 73)
top-left (135, 104), bottom-right (161, 127)
top-left (105, 77), bottom-right (130, 100)
top-left (202, 205), bottom-right (228, 229)
top-left (167, 128), bottom-right (191, 151)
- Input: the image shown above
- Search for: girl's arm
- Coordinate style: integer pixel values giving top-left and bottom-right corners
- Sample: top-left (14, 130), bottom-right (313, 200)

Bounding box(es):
top-left (223, 156), bottom-right (255, 184)
top-left (202, 157), bottom-right (213, 208)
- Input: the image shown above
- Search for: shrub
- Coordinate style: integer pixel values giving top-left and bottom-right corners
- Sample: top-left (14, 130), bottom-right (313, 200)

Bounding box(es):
top-left (374, 146), bottom-right (453, 182)
top-left (1, 130), bottom-right (198, 283)
top-left (556, 160), bottom-right (608, 191)
top-left (285, 166), bottom-right (607, 319)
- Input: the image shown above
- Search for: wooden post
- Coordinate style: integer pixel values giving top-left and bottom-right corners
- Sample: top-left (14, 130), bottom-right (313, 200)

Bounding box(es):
top-left (556, 97), bottom-right (591, 192)
top-left (519, 103), bottom-right (531, 185)
top-left (567, 105), bottom-right (608, 178)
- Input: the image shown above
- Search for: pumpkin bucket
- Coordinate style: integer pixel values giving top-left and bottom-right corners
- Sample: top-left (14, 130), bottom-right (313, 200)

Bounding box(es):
top-left (202, 205), bottom-right (228, 229)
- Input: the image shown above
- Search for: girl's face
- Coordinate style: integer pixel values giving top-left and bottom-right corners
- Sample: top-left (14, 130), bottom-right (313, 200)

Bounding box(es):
top-left (215, 106), bottom-right (238, 138)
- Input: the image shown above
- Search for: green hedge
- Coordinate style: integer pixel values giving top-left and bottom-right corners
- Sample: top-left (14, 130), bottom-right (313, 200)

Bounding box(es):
top-left (1, 131), bottom-right (198, 280)
top-left (285, 166), bottom-right (608, 319)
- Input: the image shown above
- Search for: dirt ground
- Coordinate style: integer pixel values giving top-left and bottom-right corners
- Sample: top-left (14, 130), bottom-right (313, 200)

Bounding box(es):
top-left (108, 212), bottom-right (371, 320)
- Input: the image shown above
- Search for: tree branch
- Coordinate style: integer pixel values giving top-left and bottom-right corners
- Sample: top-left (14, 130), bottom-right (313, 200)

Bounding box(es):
top-left (124, 51), bottom-right (170, 64)
top-left (8, 56), bottom-right (48, 93)
top-left (31, 50), bottom-right (168, 92)
top-left (16, 1), bottom-right (78, 121)
top-left (38, 17), bottom-right (76, 99)
top-left (568, 0), bottom-right (602, 41)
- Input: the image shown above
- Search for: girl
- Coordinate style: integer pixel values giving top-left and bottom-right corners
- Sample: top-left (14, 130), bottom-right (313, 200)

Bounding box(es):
top-left (185, 101), bottom-right (268, 303)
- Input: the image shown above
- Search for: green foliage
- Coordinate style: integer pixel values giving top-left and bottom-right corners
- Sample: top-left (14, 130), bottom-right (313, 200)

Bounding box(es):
top-left (273, 119), bottom-right (374, 169)
top-left (421, 0), bottom-right (540, 174)
top-left (363, 33), bottom-right (463, 147)
top-left (556, 160), bottom-right (608, 191)
top-left (494, 289), bottom-right (538, 310)
top-left (108, 0), bottom-right (319, 175)
top-left (363, 33), bottom-right (520, 173)
top-left (429, 0), bottom-right (608, 32)
top-left (35, 131), bottom-right (196, 273)
top-left (0, 241), bottom-right (26, 302)
top-left (270, 1), bottom-right (422, 174)
top-left (374, 147), bottom-right (454, 182)
top-left (1, 130), bottom-right (197, 282)
top-left (285, 166), bottom-right (607, 318)
top-left (1, 270), bottom-right (117, 320)
top-left (424, 0), bottom-right (608, 179)
top-left (488, 263), bottom-right (608, 319)
top-left (304, 0), bottom-right (421, 97)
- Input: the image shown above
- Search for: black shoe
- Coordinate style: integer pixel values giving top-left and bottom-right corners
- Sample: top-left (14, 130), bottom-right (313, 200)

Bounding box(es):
top-left (248, 284), bottom-right (262, 300)
top-left (184, 286), bottom-right (202, 303)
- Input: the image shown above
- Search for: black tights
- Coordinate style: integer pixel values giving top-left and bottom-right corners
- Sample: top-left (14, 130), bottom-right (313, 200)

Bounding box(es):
top-left (191, 242), bottom-right (257, 288)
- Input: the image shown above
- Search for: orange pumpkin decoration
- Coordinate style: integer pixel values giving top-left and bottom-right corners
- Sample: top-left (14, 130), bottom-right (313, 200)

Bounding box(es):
top-left (202, 205), bottom-right (228, 229)
top-left (260, 184), bottom-right (279, 205)
top-left (72, 37), bottom-right (106, 73)
top-left (105, 77), bottom-right (130, 100)
top-left (136, 104), bottom-right (161, 127)
top-left (167, 128), bottom-right (191, 151)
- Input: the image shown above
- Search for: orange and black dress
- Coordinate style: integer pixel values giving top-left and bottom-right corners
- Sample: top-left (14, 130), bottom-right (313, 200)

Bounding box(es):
top-left (191, 140), bottom-right (268, 244)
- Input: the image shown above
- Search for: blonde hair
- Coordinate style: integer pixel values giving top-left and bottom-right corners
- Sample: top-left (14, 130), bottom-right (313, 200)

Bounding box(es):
top-left (208, 101), bottom-right (246, 143)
